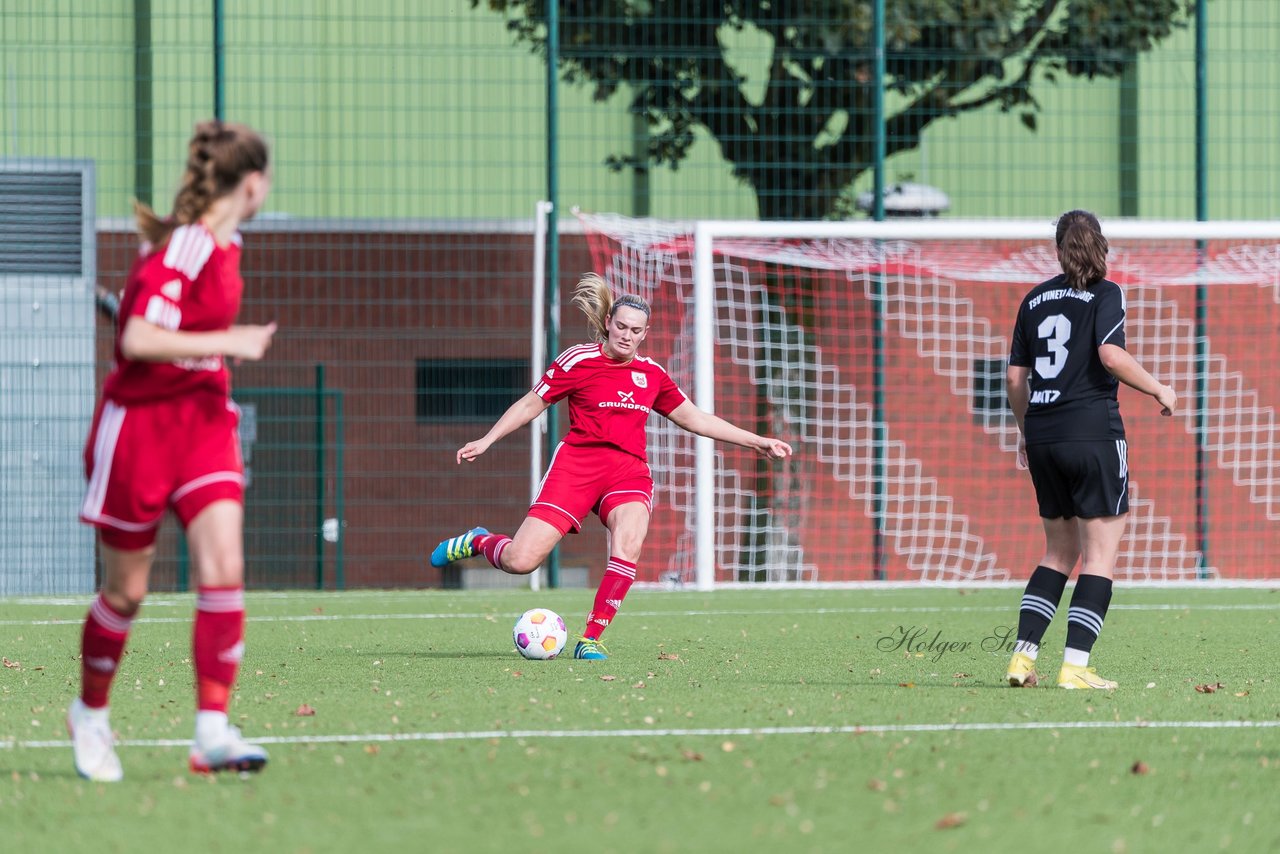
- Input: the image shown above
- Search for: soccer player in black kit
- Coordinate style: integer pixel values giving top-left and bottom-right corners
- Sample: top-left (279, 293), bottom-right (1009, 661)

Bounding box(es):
top-left (1004, 210), bottom-right (1177, 689)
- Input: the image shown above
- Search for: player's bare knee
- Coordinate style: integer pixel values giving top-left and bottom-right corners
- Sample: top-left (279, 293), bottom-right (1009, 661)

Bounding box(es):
top-left (101, 586), bottom-right (145, 616)
top-left (195, 554), bottom-right (245, 586)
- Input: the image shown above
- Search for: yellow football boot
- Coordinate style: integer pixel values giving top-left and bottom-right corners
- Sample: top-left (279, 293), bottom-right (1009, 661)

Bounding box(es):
top-left (1056, 663), bottom-right (1117, 690)
top-left (1006, 652), bottom-right (1039, 687)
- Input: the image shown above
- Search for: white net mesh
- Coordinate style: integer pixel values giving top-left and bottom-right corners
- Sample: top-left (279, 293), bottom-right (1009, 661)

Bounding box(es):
top-left (579, 213), bottom-right (1280, 583)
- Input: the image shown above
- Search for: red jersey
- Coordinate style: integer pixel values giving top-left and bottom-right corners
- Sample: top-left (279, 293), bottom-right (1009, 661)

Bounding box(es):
top-left (102, 223), bottom-right (244, 405)
top-left (533, 343), bottom-right (688, 461)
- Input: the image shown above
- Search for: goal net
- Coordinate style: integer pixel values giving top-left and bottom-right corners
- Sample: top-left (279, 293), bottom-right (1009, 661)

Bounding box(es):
top-left (577, 213), bottom-right (1280, 588)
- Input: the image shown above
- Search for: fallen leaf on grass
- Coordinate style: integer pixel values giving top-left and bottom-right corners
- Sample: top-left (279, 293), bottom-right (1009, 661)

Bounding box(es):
top-left (2, 658), bottom-right (19, 669)
top-left (632, 681), bottom-right (646, 689)
top-left (935, 812), bottom-right (967, 830)
top-left (658, 652), bottom-right (680, 661)
top-left (599, 675), bottom-right (617, 682)
top-left (294, 704), bottom-right (317, 716)
top-left (1195, 682), bottom-right (1225, 694)
top-left (681, 749), bottom-right (703, 762)
top-left (1130, 761), bottom-right (1150, 775)
top-left (1234, 691), bottom-right (1250, 697)
top-left (867, 779), bottom-right (887, 792)
top-left (952, 673), bottom-right (971, 679)
top-left (897, 682), bottom-right (915, 688)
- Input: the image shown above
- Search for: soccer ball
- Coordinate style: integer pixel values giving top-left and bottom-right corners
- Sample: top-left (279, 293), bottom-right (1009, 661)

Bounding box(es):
top-left (513, 608), bottom-right (568, 660)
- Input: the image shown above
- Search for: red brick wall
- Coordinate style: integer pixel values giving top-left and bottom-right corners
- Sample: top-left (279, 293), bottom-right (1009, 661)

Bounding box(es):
top-left (96, 227), bottom-right (610, 589)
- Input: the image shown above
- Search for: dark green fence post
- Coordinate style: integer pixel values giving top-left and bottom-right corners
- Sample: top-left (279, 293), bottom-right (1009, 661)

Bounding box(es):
top-left (1194, 0), bottom-right (1210, 576)
top-left (212, 0), bottom-right (224, 120)
top-left (315, 364), bottom-right (326, 589)
top-left (544, 0), bottom-right (561, 589)
top-left (870, 0), bottom-right (887, 580)
top-left (333, 389), bottom-right (345, 590)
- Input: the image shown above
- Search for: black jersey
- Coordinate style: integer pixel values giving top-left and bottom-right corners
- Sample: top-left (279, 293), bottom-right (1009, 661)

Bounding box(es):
top-left (1008, 274), bottom-right (1127, 444)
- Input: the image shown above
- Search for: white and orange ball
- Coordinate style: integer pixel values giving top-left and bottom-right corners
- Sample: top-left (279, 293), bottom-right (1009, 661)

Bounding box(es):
top-left (513, 608), bottom-right (568, 660)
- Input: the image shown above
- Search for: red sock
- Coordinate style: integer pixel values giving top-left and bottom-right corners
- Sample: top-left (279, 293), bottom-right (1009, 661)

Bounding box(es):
top-left (584, 557), bottom-right (636, 641)
top-left (193, 586), bottom-right (245, 714)
top-left (473, 533), bottom-right (512, 569)
top-left (80, 594), bottom-right (136, 709)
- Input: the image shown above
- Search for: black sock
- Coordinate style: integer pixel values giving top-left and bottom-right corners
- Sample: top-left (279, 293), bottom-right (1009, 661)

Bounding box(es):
top-left (1065, 574), bottom-right (1114, 656)
top-left (1016, 565), bottom-right (1069, 648)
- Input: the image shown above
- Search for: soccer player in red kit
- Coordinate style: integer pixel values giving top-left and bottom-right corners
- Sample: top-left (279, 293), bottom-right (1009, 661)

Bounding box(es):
top-left (70, 120), bottom-right (277, 781)
top-left (431, 274), bottom-right (793, 659)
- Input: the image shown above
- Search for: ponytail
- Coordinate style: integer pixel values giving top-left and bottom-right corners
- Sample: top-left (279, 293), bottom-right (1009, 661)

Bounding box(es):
top-left (572, 273), bottom-right (651, 342)
top-left (1054, 209), bottom-right (1108, 291)
top-left (135, 119), bottom-right (269, 247)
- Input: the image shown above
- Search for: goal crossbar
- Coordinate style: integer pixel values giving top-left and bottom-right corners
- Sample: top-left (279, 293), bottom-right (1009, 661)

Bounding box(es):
top-left (684, 218), bottom-right (1280, 590)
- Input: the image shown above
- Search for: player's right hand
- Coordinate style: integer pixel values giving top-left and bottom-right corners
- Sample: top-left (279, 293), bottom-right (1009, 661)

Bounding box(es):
top-left (225, 322), bottom-right (277, 361)
top-left (1155, 383), bottom-right (1177, 416)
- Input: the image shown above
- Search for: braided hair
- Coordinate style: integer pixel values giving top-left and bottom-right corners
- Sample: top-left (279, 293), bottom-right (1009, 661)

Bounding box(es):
top-left (134, 119), bottom-right (269, 246)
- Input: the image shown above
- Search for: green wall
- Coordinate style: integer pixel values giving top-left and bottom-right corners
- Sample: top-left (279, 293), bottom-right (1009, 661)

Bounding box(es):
top-left (1, 0), bottom-right (1274, 221)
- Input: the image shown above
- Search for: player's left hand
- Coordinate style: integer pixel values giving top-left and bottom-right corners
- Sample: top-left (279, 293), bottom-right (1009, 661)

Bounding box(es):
top-left (758, 438), bottom-right (792, 459)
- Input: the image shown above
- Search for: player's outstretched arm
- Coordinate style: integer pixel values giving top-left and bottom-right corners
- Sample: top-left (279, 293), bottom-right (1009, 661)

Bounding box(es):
top-left (457, 390), bottom-right (551, 464)
top-left (664, 400), bottom-right (792, 459)
top-left (1098, 344), bottom-right (1177, 416)
top-left (119, 316), bottom-right (277, 362)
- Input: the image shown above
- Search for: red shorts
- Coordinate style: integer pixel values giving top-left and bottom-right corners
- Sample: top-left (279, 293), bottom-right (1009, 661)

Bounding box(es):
top-left (80, 394), bottom-right (244, 550)
top-left (530, 443), bottom-right (653, 535)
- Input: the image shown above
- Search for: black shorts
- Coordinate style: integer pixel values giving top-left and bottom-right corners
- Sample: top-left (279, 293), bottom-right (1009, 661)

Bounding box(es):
top-left (1026, 439), bottom-right (1129, 520)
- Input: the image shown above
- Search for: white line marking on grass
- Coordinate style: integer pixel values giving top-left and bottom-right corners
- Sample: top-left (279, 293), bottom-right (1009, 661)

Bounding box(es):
top-left (8, 579), bottom-right (1280, 608)
top-left (6, 719), bottom-right (1280, 751)
top-left (3, 602), bottom-right (1279, 628)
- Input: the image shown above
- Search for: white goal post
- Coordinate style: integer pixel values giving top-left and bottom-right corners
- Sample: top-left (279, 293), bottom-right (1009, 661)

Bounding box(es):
top-left (576, 214), bottom-right (1280, 590)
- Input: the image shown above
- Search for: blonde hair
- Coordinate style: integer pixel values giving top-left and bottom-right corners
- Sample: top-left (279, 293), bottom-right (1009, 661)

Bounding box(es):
top-left (572, 273), bottom-right (651, 342)
top-left (134, 119), bottom-right (269, 247)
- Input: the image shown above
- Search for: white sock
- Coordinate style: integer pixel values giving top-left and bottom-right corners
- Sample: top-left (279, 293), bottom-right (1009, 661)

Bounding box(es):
top-left (195, 710), bottom-right (229, 745)
top-left (1013, 640), bottom-right (1039, 660)
top-left (74, 697), bottom-right (111, 723)
top-left (1063, 647), bottom-right (1090, 667)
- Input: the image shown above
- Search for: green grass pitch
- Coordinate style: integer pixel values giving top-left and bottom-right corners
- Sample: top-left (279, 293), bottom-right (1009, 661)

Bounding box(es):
top-left (3, 586), bottom-right (1277, 853)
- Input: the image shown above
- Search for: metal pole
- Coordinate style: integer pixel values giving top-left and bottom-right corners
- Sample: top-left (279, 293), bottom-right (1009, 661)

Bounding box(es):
top-left (213, 0), bottom-right (224, 120)
top-left (334, 391), bottom-right (345, 590)
top-left (315, 364), bottom-right (326, 589)
top-left (530, 201), bottom-right (553, 592)
top-left (1193, 0), bottom-right (1210, 576)
top-left (870, 0), bottom-right (887, 579)
top-left (693, 224), bottom-right (716, 591)
top-left (133, 0), bottom-right (152, 208)
top-left (544, 0), bottom-right (561, 588)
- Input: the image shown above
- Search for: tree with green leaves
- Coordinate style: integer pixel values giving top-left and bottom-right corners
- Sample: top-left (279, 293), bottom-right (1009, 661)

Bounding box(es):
top-left (475, 1), bottom-right (1195, 220)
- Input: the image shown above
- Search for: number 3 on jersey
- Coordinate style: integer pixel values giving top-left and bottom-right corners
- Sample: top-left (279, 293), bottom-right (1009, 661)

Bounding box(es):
top-left (1035, 314), bottom-right (1071, 379)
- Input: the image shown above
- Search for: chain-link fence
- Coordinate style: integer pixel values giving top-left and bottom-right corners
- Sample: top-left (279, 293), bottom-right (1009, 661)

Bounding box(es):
top-left (1, 1), bottom-right (1276, 590)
